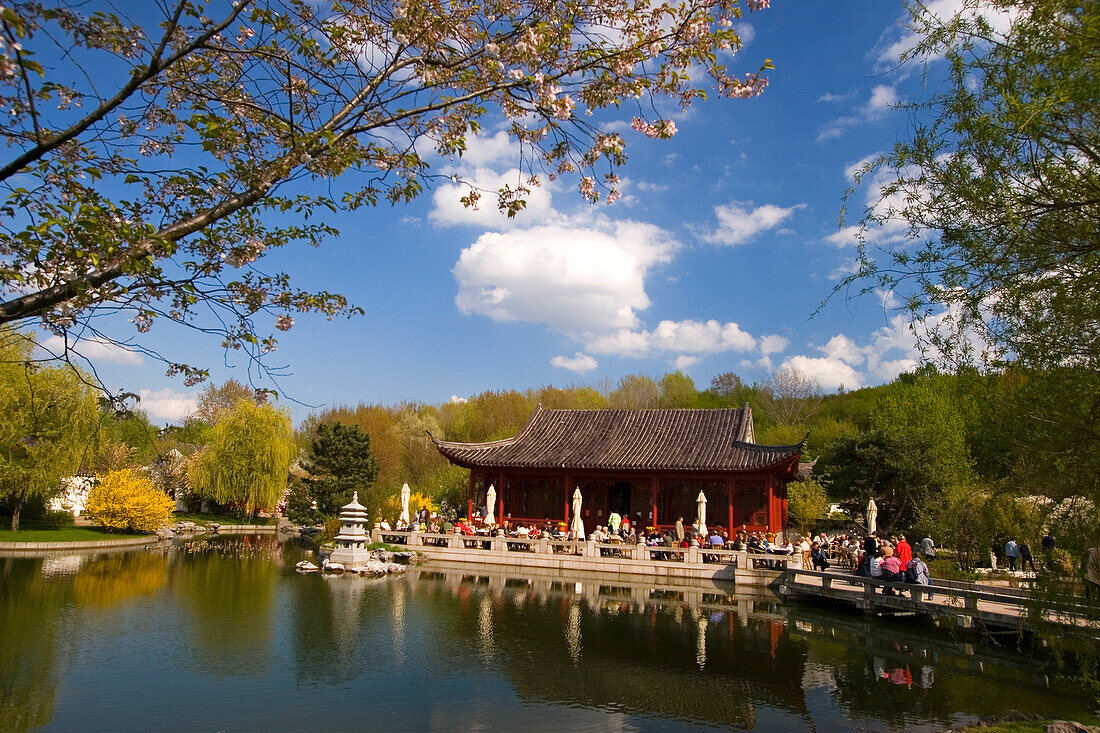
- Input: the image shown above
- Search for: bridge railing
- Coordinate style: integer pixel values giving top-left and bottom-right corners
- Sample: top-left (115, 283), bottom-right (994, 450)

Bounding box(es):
top-left (367, 529), bottom-right (804, 570)
top-left (782, 567), bottom-right (1098, 618)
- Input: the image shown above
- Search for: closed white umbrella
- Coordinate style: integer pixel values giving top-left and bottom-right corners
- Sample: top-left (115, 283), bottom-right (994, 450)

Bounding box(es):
top-left (866, 497), bottom-right (878, 535)
top-left (570, 487), bottom-right (584, 540)
top-left (399, 482), bottom-right (411, 525)
top-left (485, 484), bottom-right (497, 526)
top-left (697, 490), bottom-right (708, 537)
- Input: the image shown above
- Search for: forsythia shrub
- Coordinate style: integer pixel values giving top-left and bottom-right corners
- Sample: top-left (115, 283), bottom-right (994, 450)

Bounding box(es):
top-left (86, 469), bottom-right (175, 533)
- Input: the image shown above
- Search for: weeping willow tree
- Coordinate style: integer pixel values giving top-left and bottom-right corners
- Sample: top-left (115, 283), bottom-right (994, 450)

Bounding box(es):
top-left (190, 399), bottom-right (294, 517)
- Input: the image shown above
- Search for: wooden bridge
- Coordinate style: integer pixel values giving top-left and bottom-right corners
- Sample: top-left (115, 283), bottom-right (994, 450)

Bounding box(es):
top-left (776, 567), bottom-right (1100, 640)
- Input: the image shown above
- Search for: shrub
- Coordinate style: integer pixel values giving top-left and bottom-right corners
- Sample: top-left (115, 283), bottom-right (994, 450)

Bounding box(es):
top-left (86, 469), bottom-right (174, 533)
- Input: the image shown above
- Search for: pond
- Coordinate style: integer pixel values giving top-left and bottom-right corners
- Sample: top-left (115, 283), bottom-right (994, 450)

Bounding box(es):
top-left (1, 535), bottom-right (1094, 732)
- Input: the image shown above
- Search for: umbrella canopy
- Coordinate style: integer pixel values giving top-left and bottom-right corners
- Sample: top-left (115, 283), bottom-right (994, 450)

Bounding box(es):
top-left (570, 487), bottom-right (584, 539)
top-left (866, 497), bottom-right (878, 535)
top-left (696, 490), bottom-right (708, 537)
top-left (399, 482), bottom-right (411, 525)
top-left (485, 484), bottom-right (497, 525)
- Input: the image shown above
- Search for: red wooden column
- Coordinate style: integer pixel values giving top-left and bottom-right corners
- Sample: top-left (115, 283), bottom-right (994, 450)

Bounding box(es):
top-left (649, 476), bottom-right (659, 528)
top-left (497, 471), bottom-right (506, 521)
top-left (726, 477), bottom-right (734, 535)
top-left (467, 471), bottom-right (475, 520)
top-left (767, 478), bottom-right (779, 533)
top-left (563, 474), bottom-right (572, 526)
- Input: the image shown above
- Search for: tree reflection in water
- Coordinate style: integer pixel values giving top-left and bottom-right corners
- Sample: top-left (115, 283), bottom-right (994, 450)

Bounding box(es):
top-left (1, 542), bottom-right (1095, 732)
top-left (0, 558), bottom-right (68, 732)
top-left (171, 537), bottom-right (279, 678)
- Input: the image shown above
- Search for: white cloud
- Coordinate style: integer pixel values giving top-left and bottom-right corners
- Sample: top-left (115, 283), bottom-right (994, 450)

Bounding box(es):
top-left (876, 0), bottom-right (1019, 68)
top-left (828, 258), bottom-right (862, 280)
top-left (817, 86), bottom-right (898, 142)
top-left (453, 220), bottom-right (678, 333)
top-left (844, 153), bottom-right (880, 182)
top-left (759, 334), bottom-right (789, 356)
top-left (41, 335), bottom-right (144, 366)
top-left (824, 165), bottom-right (926, 248)
top-left (551, 352), bottom-right (598, 373)
top-left (458, 130), bottom-right (519, 168)
top-left (588, 319), bottom-right (756, 357)
top-left (866, 84), bottom-right (898, 113)
top-left (430, 167), bottom-right (554, 228)
top-left (138, 388), bottom-right (197, 423)
top-left (449, 395), bottom-right (468, 404)
top-left (779, 355), bottom-right (864, 391)
top-left (819, 91), bottom-right (855, 103)
top-left (699, 201), bottom-right (805, 246)
top-left (673, 355), bottom-right (699, 370)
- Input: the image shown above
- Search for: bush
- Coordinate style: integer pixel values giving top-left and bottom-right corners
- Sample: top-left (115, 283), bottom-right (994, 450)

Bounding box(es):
top-left (44, 510), bottom-right (76, 526)
top-left (86, 469), bottom-right (175, 533)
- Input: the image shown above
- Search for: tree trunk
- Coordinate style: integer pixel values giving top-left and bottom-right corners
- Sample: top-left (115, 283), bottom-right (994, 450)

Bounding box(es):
top-left (11, 498), bottom-right (21, 531)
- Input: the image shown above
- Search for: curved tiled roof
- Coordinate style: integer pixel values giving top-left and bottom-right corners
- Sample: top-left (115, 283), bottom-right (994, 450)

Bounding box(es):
top-left (429, 407), bottom-right (804, 474)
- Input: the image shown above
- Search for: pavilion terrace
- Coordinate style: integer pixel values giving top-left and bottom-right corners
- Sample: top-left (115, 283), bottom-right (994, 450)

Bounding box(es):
top-left (430, 406), bottom-right (807, 536)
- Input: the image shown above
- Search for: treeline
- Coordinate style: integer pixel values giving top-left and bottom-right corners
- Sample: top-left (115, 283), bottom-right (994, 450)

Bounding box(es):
top-left (4, 343), bottom-right (1097, 574)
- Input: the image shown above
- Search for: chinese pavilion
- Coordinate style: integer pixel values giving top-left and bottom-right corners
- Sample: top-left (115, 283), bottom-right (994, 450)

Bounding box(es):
top-left (430, 406), bottom-right (806, 535)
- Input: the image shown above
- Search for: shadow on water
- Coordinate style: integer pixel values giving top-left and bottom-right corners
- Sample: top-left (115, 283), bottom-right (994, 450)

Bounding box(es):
top-left (0, 539), bottom-right (1095, 732)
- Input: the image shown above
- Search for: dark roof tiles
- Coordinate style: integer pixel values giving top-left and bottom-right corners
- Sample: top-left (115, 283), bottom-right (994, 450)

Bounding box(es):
top-left (430, 407), bottom-right (804, 474)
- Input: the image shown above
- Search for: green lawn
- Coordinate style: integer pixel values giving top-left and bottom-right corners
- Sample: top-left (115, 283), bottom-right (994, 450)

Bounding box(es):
top-left (172, 512), bottom-right (278, 526)
top-left (0, 523), bottom-right (150, 542)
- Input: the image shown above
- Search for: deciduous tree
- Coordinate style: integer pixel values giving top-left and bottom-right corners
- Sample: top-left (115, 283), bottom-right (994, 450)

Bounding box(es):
top-left (0, 331), bottom-right (99, 529)
top-left (189, 398), bottom-right (294, 515)
top-left (0, 0), bottom-right (772, 385)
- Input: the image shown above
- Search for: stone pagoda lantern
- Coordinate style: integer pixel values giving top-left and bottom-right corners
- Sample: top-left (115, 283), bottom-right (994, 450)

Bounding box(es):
top-left (329, 492), bottom-right (372, 568)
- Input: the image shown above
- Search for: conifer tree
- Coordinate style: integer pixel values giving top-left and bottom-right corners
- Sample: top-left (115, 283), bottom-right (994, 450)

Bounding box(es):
top-left (300, 423), bottom-right (379, 518)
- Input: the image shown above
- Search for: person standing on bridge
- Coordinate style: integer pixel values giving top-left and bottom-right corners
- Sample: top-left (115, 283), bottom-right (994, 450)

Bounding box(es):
top-left (896, 535), bottom-right (912, 567)
top-left (1006, 538), bottom-right (1021, 572)
top-left (920, 534), bottom-right (936, 561)
top-left (674, 517), bottom-right (685, 544)
top-left (1019, 539), bottom-right (1036, 573)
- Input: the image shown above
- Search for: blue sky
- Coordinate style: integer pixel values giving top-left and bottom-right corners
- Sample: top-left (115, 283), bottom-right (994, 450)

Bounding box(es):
top-left (76, 1), bottom-right (972, 425)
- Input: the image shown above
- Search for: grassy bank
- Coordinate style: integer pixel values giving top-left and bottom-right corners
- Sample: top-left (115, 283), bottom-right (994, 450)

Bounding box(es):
top-left (172, 512), bottom-right (278, 526)
top-left (0, 523), bottom-right (150, 542)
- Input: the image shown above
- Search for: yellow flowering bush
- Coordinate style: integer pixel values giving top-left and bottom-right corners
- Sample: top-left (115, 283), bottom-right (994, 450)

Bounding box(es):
top-left (86, 469), bottom-right (175, 533)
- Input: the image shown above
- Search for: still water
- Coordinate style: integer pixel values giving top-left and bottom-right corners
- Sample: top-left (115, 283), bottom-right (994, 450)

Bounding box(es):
top-left (0, 535), bottom-right (1094, 732)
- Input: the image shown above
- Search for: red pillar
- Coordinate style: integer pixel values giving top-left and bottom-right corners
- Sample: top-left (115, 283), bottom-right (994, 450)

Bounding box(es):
top-left (726, 477), bottom-right (734, 535)
top-left (650, 476), bottom-right (659, 529)
top-left (467, 471), bottom-right (475, 520)
top-left (767, 479), bottom-right (778, 533)
top-left (563, 474), bottom-right (571, 526)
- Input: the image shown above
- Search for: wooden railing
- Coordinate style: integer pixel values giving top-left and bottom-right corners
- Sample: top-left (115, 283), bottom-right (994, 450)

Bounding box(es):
top-left (369, 529), bottom-right (803, 571)
top-left (781, 567), bottom-right (1099, 624)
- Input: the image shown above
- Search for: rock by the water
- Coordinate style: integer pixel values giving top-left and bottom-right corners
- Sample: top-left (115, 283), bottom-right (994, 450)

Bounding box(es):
top-left (1046, 722), bottom-right (1100, 733)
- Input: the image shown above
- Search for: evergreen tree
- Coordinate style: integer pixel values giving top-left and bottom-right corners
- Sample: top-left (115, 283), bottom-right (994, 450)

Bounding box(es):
top-left (300, 423), bottom-right (379, 518)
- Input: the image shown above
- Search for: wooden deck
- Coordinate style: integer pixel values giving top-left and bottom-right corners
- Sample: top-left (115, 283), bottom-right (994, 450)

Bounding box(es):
top-left (778, 567), bottom-right (1100, 639)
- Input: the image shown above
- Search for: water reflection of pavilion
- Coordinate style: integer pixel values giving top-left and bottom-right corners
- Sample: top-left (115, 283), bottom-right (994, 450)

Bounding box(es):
top-left (401, 563), bottom-right (1095, 731)
top-left (404, 564), bottom-right (812, 729)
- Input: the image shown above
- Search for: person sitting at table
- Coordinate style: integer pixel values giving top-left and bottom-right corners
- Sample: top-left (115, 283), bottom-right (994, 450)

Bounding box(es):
top-left (811, 541), bottom-right (830, 571)
top-left (709, 531), bottom-right (724, 547)
top-left (878, 545), bottom-right (904, 594)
